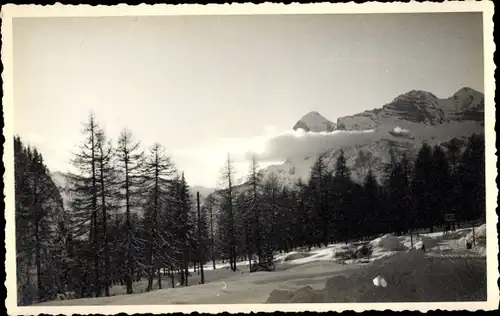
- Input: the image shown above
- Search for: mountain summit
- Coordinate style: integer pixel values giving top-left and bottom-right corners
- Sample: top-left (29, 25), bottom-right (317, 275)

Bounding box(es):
top-left (293, 111), bottom-right (337, 133)
top-left (260, 87), bottom-right (484, 186)
top-left (335, 87), bottom-right (484, 131)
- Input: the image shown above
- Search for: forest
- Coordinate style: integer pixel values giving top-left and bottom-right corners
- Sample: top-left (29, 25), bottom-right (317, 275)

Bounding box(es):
top-left (15, 112), bottom-right (486, 305)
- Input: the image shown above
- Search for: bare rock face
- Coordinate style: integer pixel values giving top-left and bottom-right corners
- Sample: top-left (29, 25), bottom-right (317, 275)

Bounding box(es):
top-left (293, 111), bottom-right (337, 133)
top-left (336, 88), bottom-right (484, 132)
top-left (260, 87), bottom-right (484, 186)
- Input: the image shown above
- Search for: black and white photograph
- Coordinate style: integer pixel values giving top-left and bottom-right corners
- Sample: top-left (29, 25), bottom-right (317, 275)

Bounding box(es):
top-left (2, 2), bottom-right (497, 314)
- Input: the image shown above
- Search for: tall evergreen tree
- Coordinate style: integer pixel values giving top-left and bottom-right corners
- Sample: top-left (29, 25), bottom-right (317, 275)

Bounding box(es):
top-left (203, 195), bottom-right (217, 270)
top-left (172, 172), bottom-right (194, 286)
top-left (412, 143), bottom-right (433, 232)
top-left (388, 154), bottom-right (412, 236)
top-left (295, 178), bottom-right (314, 250)
top-left (246, 156), bottom-right (263, 263)
top-left (115, 129), bottom-right (145, 294)
top-left (362, 169), bottom-right (380, 237)
top-left (15, 138), bottom-right (65, 303)
top-left (94, 129), bottom-right (116, 296)
top-left (429, 145), bottom-right (451, 229)
top-left (331, 149), bottom-right (353, 242)
top-left (219, 154), bottom-right (237, 271)
top-left (67, 112), bottom-right (102, 297)
top-left (456, 134), bottom-right (485, 223)
top-left (261, 173), bottom-right (280, 267)
top-left (307, 154), bottom-right (329, 246)
top-left (142, 143), bottom-right (177, 291)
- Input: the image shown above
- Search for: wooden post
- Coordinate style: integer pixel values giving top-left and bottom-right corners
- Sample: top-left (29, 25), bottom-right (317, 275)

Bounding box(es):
top-left (197, 192), bottom-right (205, 284)
top-left (472, 224), bottom-right (476, 246)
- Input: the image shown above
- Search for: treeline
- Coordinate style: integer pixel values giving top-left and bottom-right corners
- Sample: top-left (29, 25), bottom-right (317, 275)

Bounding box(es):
top-left (14, 136), bottom-right (67, 305)
top-left (15, 113), bottom-right (209, 305)
top-left (14, 110), bottom-right (485, 304)
top-left (209, 133), bottom-right (486, 269)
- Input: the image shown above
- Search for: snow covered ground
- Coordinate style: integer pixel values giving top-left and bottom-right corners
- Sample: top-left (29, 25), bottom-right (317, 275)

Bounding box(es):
top-left (34, 225), bottom-right (487, 305)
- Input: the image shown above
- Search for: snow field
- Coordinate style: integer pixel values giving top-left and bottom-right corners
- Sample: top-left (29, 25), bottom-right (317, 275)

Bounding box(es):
top-left (36, 224), bottom-right (486, 305)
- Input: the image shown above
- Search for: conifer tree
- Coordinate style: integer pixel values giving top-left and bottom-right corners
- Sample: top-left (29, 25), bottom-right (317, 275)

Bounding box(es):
top-left (429, 145), bottom-right (451, 229)
top-left (261, 173), bottom-right (280, 267)
top-left (67, 112), bottom-right (102, 297)
top-left (246, 156), bottom-right (263, 263)
top-left (456, 134), bottom-right (485, 223)
top-left (388, 154), bottom-right (412, 236)
top-left (142, 143), bottom-right (177, 291)
top-left (115, 129), bottom-right (145, 294)
top-left (219, 154), bottom-right (237, 271)
top-left (362, 169), bottom-right (380, 237)
top-left (14, 136), bottom-right (66, 303)
top-left (331, 149), bottom-right (353, 242)
top-left (94, 129), bottom-right (116, 296)
top-left (412, 143), bottom-right (433, 232)
top-left (203, 195), bottom-right (217, 270)
top-left (307, 154), bottom-right (329, 246)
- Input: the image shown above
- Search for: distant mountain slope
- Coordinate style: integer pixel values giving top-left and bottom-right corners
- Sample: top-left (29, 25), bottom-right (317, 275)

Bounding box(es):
top-left (51, 171), bottom-right (215, 213)
top-left (259, 87), bottom-right (484, 186)
top-left (293, 111), bottom-right (337, 132)
top-left (335, 88), bottom-right (484, 131)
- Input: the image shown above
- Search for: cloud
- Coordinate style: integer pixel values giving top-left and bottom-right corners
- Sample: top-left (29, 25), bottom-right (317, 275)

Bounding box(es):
top-left (172, 127), bottom-right (380, 187)
top-left (388, 126), bottom-right (412, 138)
top-left (246, 128), bottom-right (379, 162)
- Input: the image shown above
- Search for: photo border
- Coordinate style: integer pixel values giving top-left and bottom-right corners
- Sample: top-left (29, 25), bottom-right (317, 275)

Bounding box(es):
top-left (1, 2), bottom-right (497, 314)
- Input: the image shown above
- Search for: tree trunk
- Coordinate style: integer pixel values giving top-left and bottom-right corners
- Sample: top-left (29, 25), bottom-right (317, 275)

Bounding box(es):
top-left (472, 224), bottom-right (476, 245)
top-left (410, 229), bottom-right (414, 248)
top-left (90, 121), bottom-right (100, 298)
top-left (124, 153), bottom-right (134, 295)
top-left (147, 266), bottom-right (154, 292)
top-left (125, 275), bottom-right (133, 294)
top-left (99, 155), bottom-right (110, 297)
top-left (184, 259), bottom-right (189, 287)
top-left (35, 215), bottom-right (43, 302)
top-left (157, 268), bottom-right (162, 289)
top-left (197, 192), bottom-right (205, 284)
top-left (209, 204), bottom-right (216, 270)
top-left (171, 268), bottom-right (175, 288)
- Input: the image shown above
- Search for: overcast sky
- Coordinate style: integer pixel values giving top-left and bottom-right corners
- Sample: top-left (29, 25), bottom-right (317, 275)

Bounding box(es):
top-left (13, 12), bottom-right (484, 188)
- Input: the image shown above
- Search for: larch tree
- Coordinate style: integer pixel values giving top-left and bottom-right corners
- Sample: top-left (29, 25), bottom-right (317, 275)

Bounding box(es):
top-left (115, 129), bottom-right (145, 294)
top-left (246, 156), bottom-right (263, 264)
top-left (67, 112), bottom-right (102, 297)
top-left (219, 154), bottom-right (237, 271)
top-left (142, 143), bottom-right (178, 292)
top-left (412, 143), bottom-right (433, 232)
top-left (94, 129), bottom-right (117, 297)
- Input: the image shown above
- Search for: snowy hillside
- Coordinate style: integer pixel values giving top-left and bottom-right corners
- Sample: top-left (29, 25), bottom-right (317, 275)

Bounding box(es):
top-left (34, 224), bottom-right (487, 306)
top-left (259, 87), bottom-right (484, 185)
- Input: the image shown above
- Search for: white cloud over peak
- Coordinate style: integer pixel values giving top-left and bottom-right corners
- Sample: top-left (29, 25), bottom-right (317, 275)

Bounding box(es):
top-left (173, 127), bottom-right (379, 188)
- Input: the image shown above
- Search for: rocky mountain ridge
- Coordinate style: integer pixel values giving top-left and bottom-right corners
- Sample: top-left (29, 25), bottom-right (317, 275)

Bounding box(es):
top-left (259, 87), bottom-right (484, 186)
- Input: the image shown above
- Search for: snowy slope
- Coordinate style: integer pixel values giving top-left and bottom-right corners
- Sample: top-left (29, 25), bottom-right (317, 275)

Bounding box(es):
top-left (259, 87), bottom-right (484, 185)
top-left (33, 225), bottom-right (486, 306)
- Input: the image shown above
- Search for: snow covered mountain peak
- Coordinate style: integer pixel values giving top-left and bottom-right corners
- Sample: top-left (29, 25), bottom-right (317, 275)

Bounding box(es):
top-left (292, 111), bottom-right (337, 133)
top-left (259, 87), bottom-right (484, 186)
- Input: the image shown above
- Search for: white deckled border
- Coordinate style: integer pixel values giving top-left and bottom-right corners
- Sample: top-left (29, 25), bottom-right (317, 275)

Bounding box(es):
top-left (1, 2), bottom-right (497, 315)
